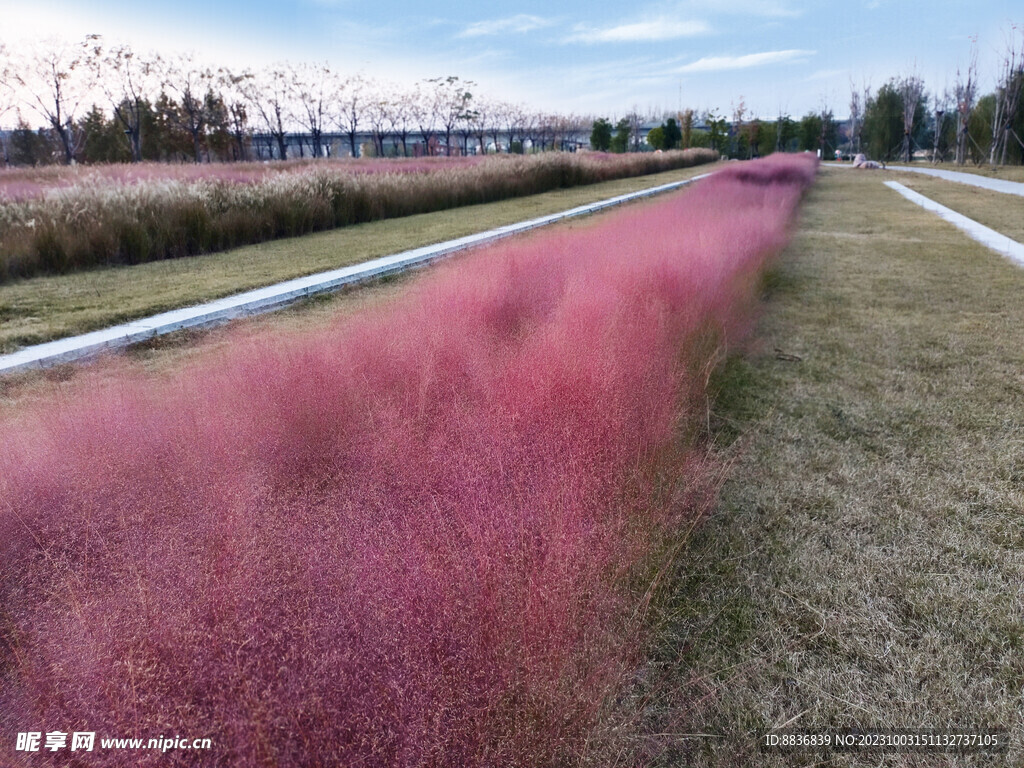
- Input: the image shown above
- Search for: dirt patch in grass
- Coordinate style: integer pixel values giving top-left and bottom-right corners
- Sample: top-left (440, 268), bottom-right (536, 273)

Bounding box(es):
top-left (653, 166), bottom-right (1024, 766)
top-left (888, 171), bottom-right (1024, 243)
top-left (0, 164), bottom-right (717, 355)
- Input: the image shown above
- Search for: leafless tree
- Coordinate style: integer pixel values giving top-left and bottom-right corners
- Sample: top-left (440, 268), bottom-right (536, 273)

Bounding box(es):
top-left (989, 25), bottom-right (1023, 166)
top-left (490, 101), bottom-right (512, 153)
top-left (388, 87), bottom-right (416, 157)
top-left (523, 110), bottom-right (541, 152)
top-left (544, 113), bottom-right (563, 152)
top-left (468, 96), bottom-right (492, 154)
top-left (163, 54), bottom-right (216, 163)
top-left (848, 79), bottom-right (866, 155)
top-left (245, 65), bottom-right (291, 160)
top-left (897, 73), bottom-right (926, 162)
top-left (535, 112), bottom-right (555, 151)
top-left (503, 105), bottom-right (525, 153)
top-left (411, 83), bottom-right (439, 155)
top-left (456, 101), bottom-right (478, 156)
top-left (930, 90), bottom-right (951, 163)
top-left (14, 36), bottom-right (96, 164)
top-left (333, 73), bottom-right (367, 158)
top-left (92, 40), bottom-right (160, 162)
top-left (561, 113), bottom-right (586, 151)
top-left (429, 76), bottom-right (474, 156)
top-left (546, 112), bottom-right (573, 151)
top-left (219, 68), bottom-right (253, 161)
top-left (954, 46), bottom-right (978, 166)
top-left (0, 43), bottom-right (16, 126)
top-left (364, 81), bottom-right (394, 157)
top-left (626, 109), bottom-right (644, 152)
top-left (290, 62), bottom-right (332, 158)
top-left (0, 43), bottom-right (14, 164)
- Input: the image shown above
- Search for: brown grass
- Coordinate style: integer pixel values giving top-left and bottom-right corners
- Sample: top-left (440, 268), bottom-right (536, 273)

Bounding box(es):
top-left (887, 170), bottom-right (1024, 243)
top-left (648, 166), bottom-right (1024, 766)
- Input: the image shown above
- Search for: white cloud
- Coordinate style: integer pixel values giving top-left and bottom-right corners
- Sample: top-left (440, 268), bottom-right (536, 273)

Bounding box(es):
top-left (459, 14), bottom-right (552, 38)
top-left (566, 19), bottom-right (711, 43)
top-left (676, 49), bottom-right (815, 72)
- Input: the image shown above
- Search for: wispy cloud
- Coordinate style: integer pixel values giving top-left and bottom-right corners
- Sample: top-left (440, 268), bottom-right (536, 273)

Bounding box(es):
top-left (459, 14), bottom-right (552, 38)
top-left (676, 49), bottom-right (815, 72)
top-left (565, 18), bottom-right (711, 43)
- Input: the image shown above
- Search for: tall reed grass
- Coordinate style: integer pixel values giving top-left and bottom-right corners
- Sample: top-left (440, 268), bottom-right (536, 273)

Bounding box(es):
top-left (0, 150), bottom-right (717, 283)
top-left (0, 156), bottom-right (489, 201)
top-left (0, 155), bottom-right (816, 767)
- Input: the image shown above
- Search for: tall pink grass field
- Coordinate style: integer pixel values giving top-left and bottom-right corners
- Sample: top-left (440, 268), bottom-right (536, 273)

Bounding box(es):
top-left (0, 154), bottom-right (817, 767)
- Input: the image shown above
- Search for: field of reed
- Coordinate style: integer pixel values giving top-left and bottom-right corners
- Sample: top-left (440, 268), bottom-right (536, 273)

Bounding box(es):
top-left (0, 155), bottom-right (816, 767)
top-left (0, 156), bottom-right (489, 201)
top-left (0, 150), bottom-right (717, 282)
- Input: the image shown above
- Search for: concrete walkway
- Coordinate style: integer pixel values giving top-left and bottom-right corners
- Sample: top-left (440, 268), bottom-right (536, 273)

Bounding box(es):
top-left (826, 162), bottom-right (1024, 197)
top-left (885, 181), bottom-right (1024, 267)
top-left (885, 165), bottom-right (1024, 197)
top-left (0, 173), bottom-right (710, 376)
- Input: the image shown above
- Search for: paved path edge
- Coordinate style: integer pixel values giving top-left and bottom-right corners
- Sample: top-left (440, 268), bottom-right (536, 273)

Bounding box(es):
top-left (884, 180), bottom-right (1024, 267)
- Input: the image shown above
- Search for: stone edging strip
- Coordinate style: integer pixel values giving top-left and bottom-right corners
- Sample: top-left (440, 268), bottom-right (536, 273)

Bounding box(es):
top-left (0, 173), bottom-right (711, 376)
top-left (884, 165), bottom-right (1024, 197)
top-left (884, 181), bottom-right (1024, 267)
top-left (824, 162), bottom-right (1024, 197)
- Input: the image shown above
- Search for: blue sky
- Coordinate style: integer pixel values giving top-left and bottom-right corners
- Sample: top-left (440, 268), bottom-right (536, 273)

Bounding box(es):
top-left (5, 0), bottom-right (1021, 118)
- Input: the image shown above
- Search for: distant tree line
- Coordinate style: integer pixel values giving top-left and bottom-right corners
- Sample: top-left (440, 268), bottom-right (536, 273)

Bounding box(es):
top-left (850, 29), bottom-right (1024, 165)
top-left (2, 26), bottom-right (1021, 167)
top-left (589, 26), bottom-right (1022, 166)
top-left (589, 106), bottom-right (839, 160)
top-left (0, 37), bottom-right (595, 166)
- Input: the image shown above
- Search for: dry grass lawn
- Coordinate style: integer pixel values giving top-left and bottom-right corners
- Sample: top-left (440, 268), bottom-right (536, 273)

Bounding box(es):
top-left (651, 166), bottom-right (1024, 766)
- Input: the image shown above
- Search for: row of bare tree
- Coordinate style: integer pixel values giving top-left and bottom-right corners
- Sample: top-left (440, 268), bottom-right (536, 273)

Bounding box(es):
top-left (0, 37), bottom-right (591, 164)
top-left (845, 27), bottom-right (1023, 165)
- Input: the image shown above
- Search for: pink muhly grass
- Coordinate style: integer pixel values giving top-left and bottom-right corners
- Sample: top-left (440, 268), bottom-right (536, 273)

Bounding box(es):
top-left (0, 155), bottom-right (816, 767)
